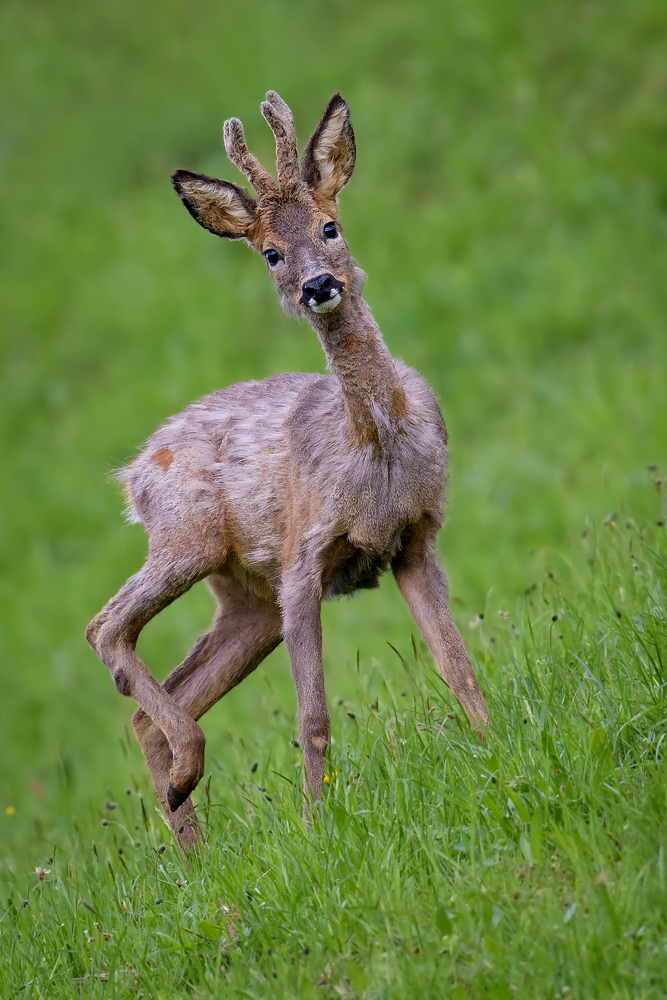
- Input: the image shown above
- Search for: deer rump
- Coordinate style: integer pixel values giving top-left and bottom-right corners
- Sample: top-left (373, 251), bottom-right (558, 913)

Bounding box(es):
top-left (120, 364), bottom-right (448, 603)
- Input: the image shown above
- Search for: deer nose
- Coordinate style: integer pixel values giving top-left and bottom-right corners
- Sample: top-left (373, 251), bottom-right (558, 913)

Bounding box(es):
top-left (300, 273), bottom-right (344, 307)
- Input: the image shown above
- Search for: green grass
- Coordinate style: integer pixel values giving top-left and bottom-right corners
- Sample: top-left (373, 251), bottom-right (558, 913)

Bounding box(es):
top-left (2, 520), bottom-right (667, 998)
top-left (1, 0), bottom-right (666, 995)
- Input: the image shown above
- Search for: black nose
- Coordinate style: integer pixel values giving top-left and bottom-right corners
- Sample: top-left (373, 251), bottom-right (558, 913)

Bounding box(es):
top-left (301, 273), bottom-right (344, 306)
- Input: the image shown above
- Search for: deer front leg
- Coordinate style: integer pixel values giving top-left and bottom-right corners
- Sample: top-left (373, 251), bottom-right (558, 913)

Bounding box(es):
top-left (86, 558), bottom-right (210, 813)
top-left (393, 520), bottom-right (488, 732)
top-left (281, 574), bottom-right (329, 803)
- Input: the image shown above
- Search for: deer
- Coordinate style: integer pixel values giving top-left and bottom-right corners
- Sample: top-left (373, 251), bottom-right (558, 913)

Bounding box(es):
top-left (86, 91), bottom-right (488, 851)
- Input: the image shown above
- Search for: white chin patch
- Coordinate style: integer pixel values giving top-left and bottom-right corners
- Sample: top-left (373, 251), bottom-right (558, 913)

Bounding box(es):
top-left (309, 291), bottom-right (342, 314)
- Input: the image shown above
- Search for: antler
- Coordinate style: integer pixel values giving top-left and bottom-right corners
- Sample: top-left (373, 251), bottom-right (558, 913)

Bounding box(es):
top-left (223, 117), bottom-right (276, 198)
top-left (261, 91), bottom-right (300, 187)
top-left (223, 93), bottom-right (300, 196)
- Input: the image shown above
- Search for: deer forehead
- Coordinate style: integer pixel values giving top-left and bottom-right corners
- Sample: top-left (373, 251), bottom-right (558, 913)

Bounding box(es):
top-left (254, 191), bottom-right (337, 252)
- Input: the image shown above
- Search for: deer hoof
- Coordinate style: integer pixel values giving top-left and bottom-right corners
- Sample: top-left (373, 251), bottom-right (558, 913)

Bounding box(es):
top-left (167, 782), bottom-right (191, 812)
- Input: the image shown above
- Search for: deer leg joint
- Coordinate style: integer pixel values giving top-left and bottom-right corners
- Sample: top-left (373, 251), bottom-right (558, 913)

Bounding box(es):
top-left (113, 668), bottom-right (132, 697)
top-left (167, 783), bottom-right (191, 812)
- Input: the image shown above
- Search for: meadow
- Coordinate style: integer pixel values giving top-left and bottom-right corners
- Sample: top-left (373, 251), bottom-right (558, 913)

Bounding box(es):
top-left (1, 0), bottom-right (666, 996)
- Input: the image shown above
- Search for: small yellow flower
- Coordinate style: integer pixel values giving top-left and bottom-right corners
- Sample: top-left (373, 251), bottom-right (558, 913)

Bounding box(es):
top-left (323, 771), bottom-right (338, 785)
top-left (5, 806), bottom-right (16, 816)
top-left (323, 775), bottom-right (330, 785)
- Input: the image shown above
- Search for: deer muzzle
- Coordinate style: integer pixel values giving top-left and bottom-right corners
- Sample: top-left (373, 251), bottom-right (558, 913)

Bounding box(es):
top-left (300, 273), bottom-right (345, 313)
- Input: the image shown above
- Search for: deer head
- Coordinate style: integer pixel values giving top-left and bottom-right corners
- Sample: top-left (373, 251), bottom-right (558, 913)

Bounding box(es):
top-left (172, 92), bottom-right (357, 317)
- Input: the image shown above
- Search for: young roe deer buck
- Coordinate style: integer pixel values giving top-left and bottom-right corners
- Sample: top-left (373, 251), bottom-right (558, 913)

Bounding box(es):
top-left (86, 91), bottom-right (488, 850)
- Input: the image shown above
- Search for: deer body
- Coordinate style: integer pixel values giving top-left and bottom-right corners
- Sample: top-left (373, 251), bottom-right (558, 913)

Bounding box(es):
top-left (124, 330), bottom-right (445, 597)
top-left (87, 92), bottom-right (487, 850)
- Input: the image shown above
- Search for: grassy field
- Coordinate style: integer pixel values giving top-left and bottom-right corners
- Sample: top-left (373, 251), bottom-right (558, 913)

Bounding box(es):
top-left (1, 0), bottom-right (666, 996)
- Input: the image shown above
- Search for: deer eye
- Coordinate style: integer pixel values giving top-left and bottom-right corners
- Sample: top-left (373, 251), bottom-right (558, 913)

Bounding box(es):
top-left (323, 222), bottom-right (338, 239)
top-left (264, 249), bottom-right (281, 266)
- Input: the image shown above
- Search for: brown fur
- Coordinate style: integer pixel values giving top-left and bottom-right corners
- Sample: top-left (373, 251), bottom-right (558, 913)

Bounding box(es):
top-left (86, 92), bottom-right (487, 852)
top-left (151, 448), bottom-right (174, 471)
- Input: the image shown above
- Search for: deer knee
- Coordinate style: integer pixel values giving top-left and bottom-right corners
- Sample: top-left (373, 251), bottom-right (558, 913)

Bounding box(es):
top-left (86, 611), bottom-right (121, 658)
top-left (85, 612), bottom-right (106, 654)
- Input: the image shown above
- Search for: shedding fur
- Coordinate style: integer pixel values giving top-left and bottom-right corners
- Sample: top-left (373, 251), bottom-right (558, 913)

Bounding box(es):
top-left (87, 91), bottom-right (487, 854)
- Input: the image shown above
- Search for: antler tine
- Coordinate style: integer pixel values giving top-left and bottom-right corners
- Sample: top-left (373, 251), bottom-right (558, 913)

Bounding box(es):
top-left (260, 91), bottom-right (300, 187)
top-left (223, 117), bottom-right (276, 198)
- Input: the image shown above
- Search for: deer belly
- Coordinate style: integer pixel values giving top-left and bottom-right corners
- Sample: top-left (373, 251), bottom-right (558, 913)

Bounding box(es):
top-left (321, 537), bottom-right (391, 599)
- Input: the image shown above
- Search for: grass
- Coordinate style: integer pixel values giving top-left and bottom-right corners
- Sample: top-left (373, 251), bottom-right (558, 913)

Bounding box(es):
top-left (1, 0), bottom-right (666, 995)
top-left (2, 517), bottom-right (666, 998)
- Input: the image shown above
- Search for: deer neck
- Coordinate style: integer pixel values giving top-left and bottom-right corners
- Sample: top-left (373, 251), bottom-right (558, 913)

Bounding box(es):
top-left (308, 282), bottom-right (408, 455)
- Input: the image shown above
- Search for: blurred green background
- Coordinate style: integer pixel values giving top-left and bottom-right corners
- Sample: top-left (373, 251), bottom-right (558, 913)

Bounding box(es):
top-left (1, 0), bottom-right (665, 861)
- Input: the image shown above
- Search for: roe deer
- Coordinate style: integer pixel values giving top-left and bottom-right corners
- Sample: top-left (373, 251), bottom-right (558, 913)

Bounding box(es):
top-left (86, 91), bottom-right (488, 851)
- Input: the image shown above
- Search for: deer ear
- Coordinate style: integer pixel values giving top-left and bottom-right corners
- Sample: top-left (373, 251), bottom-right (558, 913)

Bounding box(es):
top-left (302, 94), bottom-right (356, 200)
top-left (171, 169), bottom-right (256, 239)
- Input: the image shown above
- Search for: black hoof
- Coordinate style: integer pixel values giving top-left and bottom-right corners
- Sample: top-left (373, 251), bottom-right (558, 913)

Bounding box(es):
top-left (167, 782), bottom-right (190, 812)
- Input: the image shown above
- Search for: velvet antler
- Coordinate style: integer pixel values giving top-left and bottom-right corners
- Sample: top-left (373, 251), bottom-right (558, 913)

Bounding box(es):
top-left (261, 91), bottom-right (300, 187)
top-left (223, 117), bottom-right (276, 198)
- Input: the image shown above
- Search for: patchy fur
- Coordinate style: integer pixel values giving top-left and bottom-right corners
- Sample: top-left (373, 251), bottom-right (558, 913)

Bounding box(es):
top-left (87, 91), bottom-right (487, 853)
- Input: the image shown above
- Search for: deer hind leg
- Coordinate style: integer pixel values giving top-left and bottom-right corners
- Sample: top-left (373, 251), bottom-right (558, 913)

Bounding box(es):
top-left (86, 552), bottom-right (219, 816)
top-left (132, 573), bottom-right (283, 849)
top-left (392, 518), bottom-right (488, 732)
